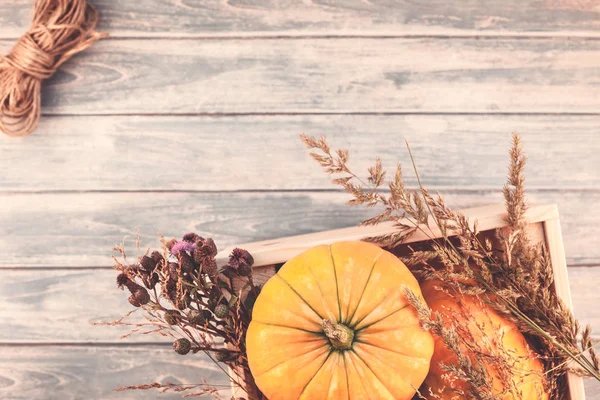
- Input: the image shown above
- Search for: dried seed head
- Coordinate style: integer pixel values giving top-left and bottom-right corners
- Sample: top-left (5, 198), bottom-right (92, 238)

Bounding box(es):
top-left (144, 273), bottom-right (159, 290)
top-left (116, 273), bottom-right (131, 289)
top-left (215, 351), bottom-right (229, 362)
top-left (139, 255), bottom-right (157, 272)
top-left (138, 256), bottom-right (159, 289)
top-left (228, 248), bottom-right (254, 276)
top-left (167, 262), bottom-right (180, 280)
top-left (193, 238), bottom-right (218, 264)
top-left (229, 248), bottom-right (254, 269)
top-left (178, 251), bottom-right (195, 275)
top-left (126, 264), bottom-right (140, 275)
top-left (173, 338), bottom-right (191, 355)
top-left (187, 310), bottom-right (205, 325)
top-left (208, 287), bottom-right (221, 302)
top-left (214, 304), bottom-right (229, 319)
top-left (163, 279), bottom-right (178, 305)
top-left (128, 294), bottom-right (141, 307)
top-left (118, 272), bottom-right (149, 305)
top-left (131, 287), bottom-right (150, 306)
top-left (201, 258), bottom-right (218, 278)
top-left (164, 310), bottom-right (181, 325)
top-left (151, 250), bottom-right (164, 265)
top-left (202, 238), bottom-right (218, 257)
top-left (183, 233), bottom-right (203, 243)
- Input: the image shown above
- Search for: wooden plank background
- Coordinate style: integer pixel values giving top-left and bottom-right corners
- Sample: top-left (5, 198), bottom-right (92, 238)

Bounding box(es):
top-left (0, 0), bottom-right (599, 399)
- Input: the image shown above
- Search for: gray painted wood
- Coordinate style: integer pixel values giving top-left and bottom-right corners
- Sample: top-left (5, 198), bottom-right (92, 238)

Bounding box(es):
top-left (0, 38), bottom-right (597, 114)
top-left (0, 344), bottom-right (597, 399)
top-left (0, 269), bottom-right (153, 343)
top-left (1, 266), bottom-right (599, 343)
top-left (586, 380), bottom-right (600, 400)
top-left (0, 190), bottom-right (598, 267)
top-left (1, 0), bottom-right (598, 397)
top-left (0, 345), bottom-right (230, 399)
top-left (2, 0), bottom-right (600, 38)
top-left (1, 114), bottom-right (599, 191)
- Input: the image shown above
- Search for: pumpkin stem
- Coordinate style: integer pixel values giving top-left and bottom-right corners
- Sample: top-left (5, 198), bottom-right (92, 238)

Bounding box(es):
top-left (322, 319), bottom-right (354, 350)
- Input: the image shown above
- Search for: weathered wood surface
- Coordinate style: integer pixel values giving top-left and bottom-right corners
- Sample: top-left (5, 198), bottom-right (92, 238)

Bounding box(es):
top-left (0, 345), bottom-right (596, 400)
top-left (0, 191), bottom-right (599, 267)
top-left (1, 256), bottom-right (599, 344)
top-left (0, 346), bottom-right (230, 399)
top-left (585, 380), bottom-right (600, 400)
top-left (0, 39), bottom-right (598, 114)
top-left (1, 115), bottom-right (599, 191)
top-left (2, 0), bottom-right (600, 38)
top-left (1, 0), bottom-right (598, 398)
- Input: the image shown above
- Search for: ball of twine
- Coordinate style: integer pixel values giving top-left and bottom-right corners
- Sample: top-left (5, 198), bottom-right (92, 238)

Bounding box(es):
top-left (0, 0), bottom-right (107, 137)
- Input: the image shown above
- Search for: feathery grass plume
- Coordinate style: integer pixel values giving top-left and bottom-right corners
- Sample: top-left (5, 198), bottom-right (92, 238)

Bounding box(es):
top-left (302, 132), bottom-right (600, 399)
top-left (404, 286), bottom-right (501, 400)
top-left (96, 233), bottom-right (266, 399)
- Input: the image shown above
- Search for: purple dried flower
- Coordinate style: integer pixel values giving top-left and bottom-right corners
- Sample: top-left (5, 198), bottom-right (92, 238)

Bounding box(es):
top-left (170, 240), bottom-right (197, 255)
top-left (228, 248), bottom-right (254, 276)
top-left (229, 248), bottom-right (254, 269)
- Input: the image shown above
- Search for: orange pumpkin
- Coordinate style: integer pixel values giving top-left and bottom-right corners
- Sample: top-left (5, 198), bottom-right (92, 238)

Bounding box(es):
top-left (246, 241), bottom-right (434, 400)
top-left (421, 280), bottom-right (549, 400)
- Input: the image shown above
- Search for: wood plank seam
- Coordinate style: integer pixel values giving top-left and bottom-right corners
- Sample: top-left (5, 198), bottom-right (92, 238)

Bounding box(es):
top-left (4, 34), bottom-right (600, 41)
top-left (36, 111), bottom-right (600, 117)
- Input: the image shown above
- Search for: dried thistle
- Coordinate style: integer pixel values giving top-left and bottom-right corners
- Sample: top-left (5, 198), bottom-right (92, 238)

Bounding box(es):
top-left (99, 233), bottom-right (266, 399)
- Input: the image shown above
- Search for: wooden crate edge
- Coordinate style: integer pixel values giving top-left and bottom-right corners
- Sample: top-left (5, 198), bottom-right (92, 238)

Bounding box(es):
top-left (218, 203), bottom-right (559, 267)
top-left (226, 203), bottom-right (585, 399)
top-left (543, 218), bottom-right (586, 400)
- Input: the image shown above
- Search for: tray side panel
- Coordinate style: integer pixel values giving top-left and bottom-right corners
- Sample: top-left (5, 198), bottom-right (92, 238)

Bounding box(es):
top-left (228, 203), bottom-right (558, 268)
top-left (544, 218), bottom-right (586, 400)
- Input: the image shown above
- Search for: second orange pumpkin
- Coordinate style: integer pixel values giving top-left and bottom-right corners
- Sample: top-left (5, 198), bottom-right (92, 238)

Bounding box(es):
top-left (421, 280), bottom-right (549, 400)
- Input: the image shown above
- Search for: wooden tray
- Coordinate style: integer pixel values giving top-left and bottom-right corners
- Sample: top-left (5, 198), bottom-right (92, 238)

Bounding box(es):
top-left (219, 203), bottom-right (585, 399)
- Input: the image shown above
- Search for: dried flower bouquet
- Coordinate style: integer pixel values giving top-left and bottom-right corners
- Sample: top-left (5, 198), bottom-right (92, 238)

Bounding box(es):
top-left (100, 134), bottom-right (599, 400)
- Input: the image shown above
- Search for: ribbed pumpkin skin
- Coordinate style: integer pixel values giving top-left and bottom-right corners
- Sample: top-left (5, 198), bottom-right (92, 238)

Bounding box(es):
top-left (421, 280), bottom-right (549, 400)
top-left (246, 241), bottom-right (434, 400)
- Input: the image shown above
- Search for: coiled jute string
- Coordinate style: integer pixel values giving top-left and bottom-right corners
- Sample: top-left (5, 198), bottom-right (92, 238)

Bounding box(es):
top-left (0, 0), bottom-right (107, 137)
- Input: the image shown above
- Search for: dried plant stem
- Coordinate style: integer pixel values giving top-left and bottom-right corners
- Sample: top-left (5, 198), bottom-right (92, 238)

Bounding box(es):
top-left (302, 132), bottom-right (600, 398)
top-left (102, 235), bottom-right (266, 399)
top-left (405, 139), bottom-right (600, 382)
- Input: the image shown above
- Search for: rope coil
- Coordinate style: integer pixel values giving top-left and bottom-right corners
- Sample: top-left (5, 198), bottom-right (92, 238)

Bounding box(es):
top-left (0, 0), bottom-right (107, 137)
